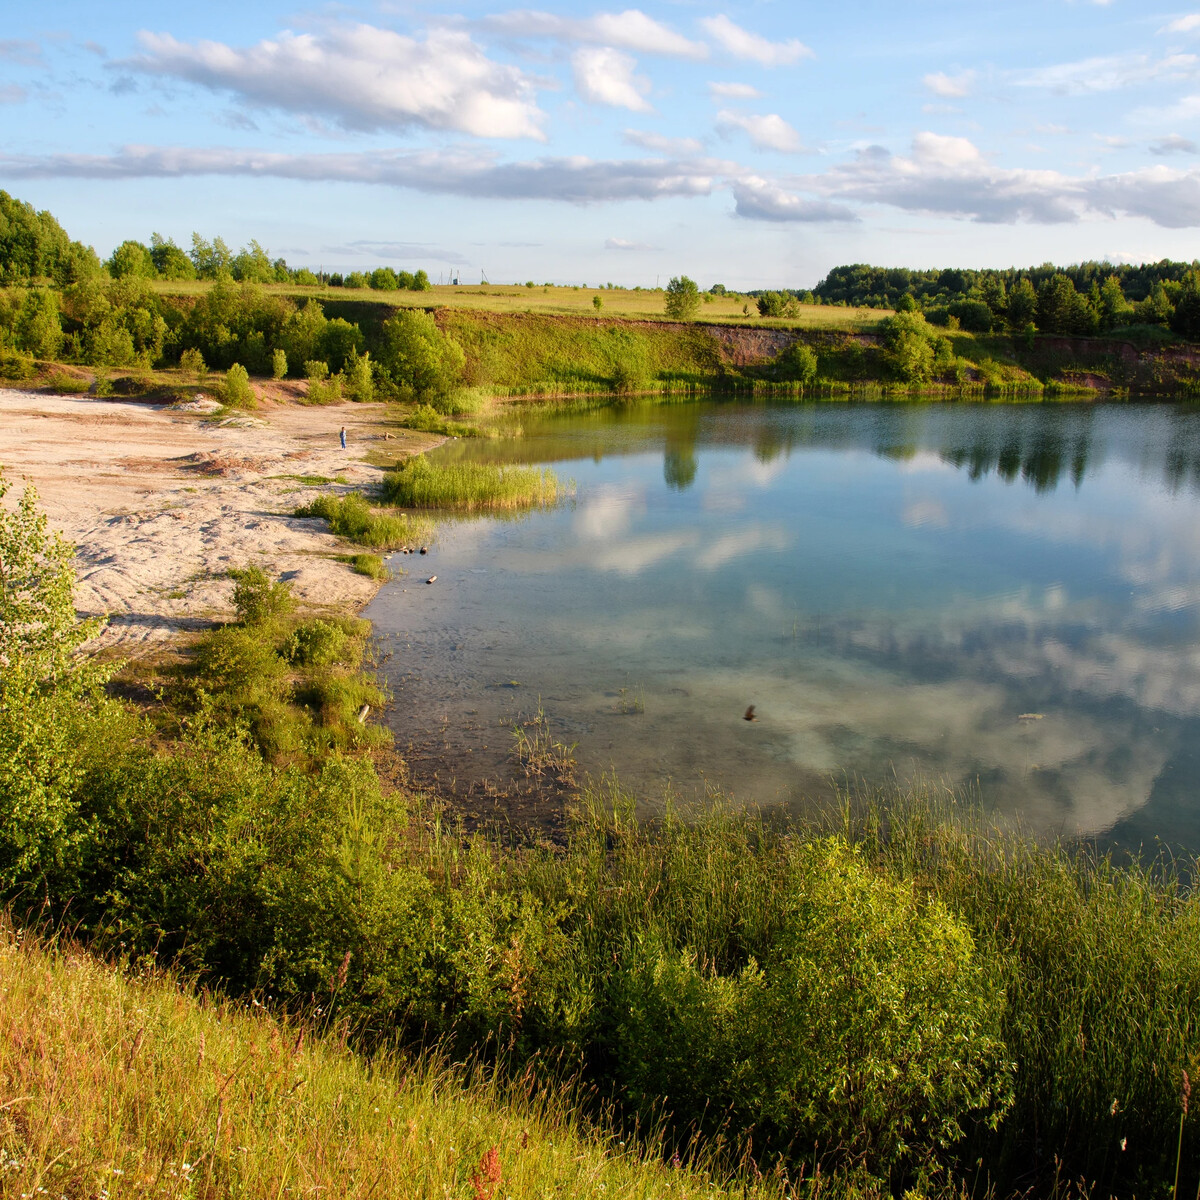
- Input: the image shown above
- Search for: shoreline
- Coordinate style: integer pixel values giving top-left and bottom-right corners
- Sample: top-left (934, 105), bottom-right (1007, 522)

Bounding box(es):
top-left (0, 387), bottom-right (443, 654)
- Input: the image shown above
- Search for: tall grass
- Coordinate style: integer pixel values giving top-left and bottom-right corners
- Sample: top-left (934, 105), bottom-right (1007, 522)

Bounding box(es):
top-left (383, 454), bottom-right (559, 511)
top-left (294, 490), bottom-right (433, 549)
top-left (0, 916), bottom-right (790, 1200)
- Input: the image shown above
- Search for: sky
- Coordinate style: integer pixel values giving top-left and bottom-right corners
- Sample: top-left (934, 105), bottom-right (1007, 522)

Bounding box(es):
top-left (5, 1), bottom-right (1200, 288)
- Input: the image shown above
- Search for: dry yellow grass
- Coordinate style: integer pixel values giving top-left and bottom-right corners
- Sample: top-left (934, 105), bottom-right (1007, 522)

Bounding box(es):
top-left (0, 917), bottom-right (782, 1200)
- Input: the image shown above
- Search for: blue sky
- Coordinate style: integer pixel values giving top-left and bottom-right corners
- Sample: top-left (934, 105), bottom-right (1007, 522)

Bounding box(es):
top-left (4, 1), bottom-right (1200, 288)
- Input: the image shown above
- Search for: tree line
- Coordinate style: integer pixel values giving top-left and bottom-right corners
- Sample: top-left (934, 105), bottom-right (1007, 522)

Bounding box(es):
top-left (0, 190), bottom-right (433, 293)
top-left (805, 260), bottom-right (1200, 338)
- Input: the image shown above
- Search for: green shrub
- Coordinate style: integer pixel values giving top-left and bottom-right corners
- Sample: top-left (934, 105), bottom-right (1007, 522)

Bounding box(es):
top-left (45, 370), bottom-right (90, 394)
top-left (271, 347), bottom-right (287, 379)
top-left (377, 309), bottom-right (465, 400)
top-left (0, 349), bottom-right (34, 380)
top-left (304, 359), bottom-right (329, 381)
top-left (664, 275), bottom-right (700, 321)
top-left (775, 340), bottom-right (818, 383)
top-left (611, 838), bottom-right (1011, 1175)
top-left (179, 346), bottom-right (206, 379)
top-left (285, 619), bottom-right (352, 668)
top-left (402, 403), bottom-right (475, 436)
top-left (294, 491), bottom-right (432, 549)
top-left (229, 565), bottom-right (294, 625)
top-left (305, 372), bottom-right (344, 405)
top-left (222, 362), bottom-right (256, 408)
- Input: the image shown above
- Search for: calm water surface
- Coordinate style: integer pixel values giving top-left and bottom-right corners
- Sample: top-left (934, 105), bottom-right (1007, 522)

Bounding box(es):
top-left (367, 401), bottom-right (1200, 847)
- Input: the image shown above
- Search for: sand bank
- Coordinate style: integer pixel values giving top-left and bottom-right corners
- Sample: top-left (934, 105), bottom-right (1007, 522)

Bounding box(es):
top-left (0, 388), bottom-right (437, 654)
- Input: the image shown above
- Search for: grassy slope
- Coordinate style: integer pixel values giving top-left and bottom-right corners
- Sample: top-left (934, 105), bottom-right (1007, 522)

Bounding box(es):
top-left (0, 916), bottom-right (782, 1200)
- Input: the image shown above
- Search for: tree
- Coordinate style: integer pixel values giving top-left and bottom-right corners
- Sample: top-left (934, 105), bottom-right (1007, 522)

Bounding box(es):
top-left (107, 240), bottom-right (158, 280)
top-left (232, 240), bottom-right (275, 284)
top-left (377, 309), bottom-right (465, 402)
top-left (0, 190), bottom-right (101, 286)
top-left (15, 289), bottom-right (63, 359)
top-left (223, 363), bottom-right (256, 408)
top-left (190, 233), bottom-right (233, 280)
top-left (1006, 277), bottom-right (1038, 334)
top-left (883, 311), bottom-right (937, 382)
top-left (757, 291), bottom-right (799, 319)
top-left (1171, 270), bottom-right (1200, 340)
top-left (150, 233), bottom-right (196, 281)
top-left (664, 275), bottom-right (701, 321)
top-left (370, 267), bottom-right (399, 291)
top-left (0, 471), bottom-right (109, 891)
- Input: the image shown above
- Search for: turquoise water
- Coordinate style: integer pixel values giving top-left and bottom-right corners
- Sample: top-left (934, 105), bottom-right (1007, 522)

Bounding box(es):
top-left (367, 401), bottom-right (1200, 847)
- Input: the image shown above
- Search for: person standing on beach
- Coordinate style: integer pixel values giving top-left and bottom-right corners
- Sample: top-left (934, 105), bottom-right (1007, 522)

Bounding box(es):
top-left (339, 426), bottom-right (346, 450)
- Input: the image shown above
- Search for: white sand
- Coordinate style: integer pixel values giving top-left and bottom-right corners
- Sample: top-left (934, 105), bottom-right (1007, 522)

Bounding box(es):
top-left (0, 388), bottom-right (439, 654)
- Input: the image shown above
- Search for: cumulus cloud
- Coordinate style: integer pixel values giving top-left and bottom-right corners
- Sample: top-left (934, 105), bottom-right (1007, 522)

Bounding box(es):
top-left (0, 144), bottom-right (720, 205)
top-left (121, 25), bottom-right (546, 139)
top-left (572, 46), bottom-right (652, 111)
top-left (732, 178), bottom-right (858, 222)
top-left (699, 15), bottom-right (812, 67)
top-left (923, 69), bottom-right (975, 97)
top-left (800, 131), bottom-right (1200, 227)
top-left (484, 8), bottom-right (708, 58)
top-left (716, 109), bottom-right (805, 153)
top-left (623, 128), bottom-right (705, 154)
top-left (1014, 51), bottom-right (1198, 94)
top-left (708, 81), bottom-right (762, 99)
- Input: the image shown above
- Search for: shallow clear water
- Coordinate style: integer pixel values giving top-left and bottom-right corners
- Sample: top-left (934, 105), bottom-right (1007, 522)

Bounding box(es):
top-left (367, 400), bottom-right (1200, 848)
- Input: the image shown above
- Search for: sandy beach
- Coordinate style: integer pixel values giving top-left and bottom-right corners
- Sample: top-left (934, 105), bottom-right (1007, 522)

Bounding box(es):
top-left (0, 387), bottom-right (438, 654)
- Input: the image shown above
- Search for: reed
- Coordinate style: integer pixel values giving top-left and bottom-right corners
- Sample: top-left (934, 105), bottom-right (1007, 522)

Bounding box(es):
top-left (294, 490), bottom-right (433, 549)
top-left (382, 454), bottom-right (559, 511)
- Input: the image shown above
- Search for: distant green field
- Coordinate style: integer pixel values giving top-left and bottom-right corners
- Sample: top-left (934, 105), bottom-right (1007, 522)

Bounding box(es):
top-left (149, 278), bottom-right (887, 332)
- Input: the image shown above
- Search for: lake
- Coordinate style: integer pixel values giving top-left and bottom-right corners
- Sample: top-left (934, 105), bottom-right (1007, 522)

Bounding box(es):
top-left (367, 400), bottom-right (1200, 848)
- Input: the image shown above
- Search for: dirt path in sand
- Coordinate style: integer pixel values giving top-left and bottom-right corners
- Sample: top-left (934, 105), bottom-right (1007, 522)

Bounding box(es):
top-left (0, 388), bottom-right (441, 654)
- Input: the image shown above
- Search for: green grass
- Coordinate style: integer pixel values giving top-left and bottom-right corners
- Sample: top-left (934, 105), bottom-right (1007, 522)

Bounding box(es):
top-left (383, 454), bottom-right (559, 511)
top-left (401, 401), bottom-right (480, 437)
top-left (294, 490), bottom-right (433, 549)
top-left (346, 551), bottom-right (390, 580)
top-left (0, 916), bottom-right (788, 1200)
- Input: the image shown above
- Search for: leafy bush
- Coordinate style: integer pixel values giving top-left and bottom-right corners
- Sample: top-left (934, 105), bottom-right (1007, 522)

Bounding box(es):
top-left (0, 349), bottom-right (34, 380)
top-left (294, 491), bottom-right (432, 550)
top-left (286, 619), bottom-right (352, 668)
top-left (774, 340), bottom-right (818, 383)
top-left (611, 839), bottom-right (1012, 1175)
top-left (304, 372), bottom-right (344, 405)
top-left (222, 362), bottom-right (256, 408)
top-left (756, 291), bottom-right (799, 319)
top-left (230, 565), bottom-right (294, 625)
top-left (45, 369), bottom-right (90, 393)
top-left (377, 310), bottom-right (465, 401)
top-left (271, 347), bottom-right (287, 379)
top-left (179, 347), bottom-right (206, 379)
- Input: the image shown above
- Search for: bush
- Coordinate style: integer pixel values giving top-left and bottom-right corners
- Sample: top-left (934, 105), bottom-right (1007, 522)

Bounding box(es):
top-left (45, 370), bottom-right (89, 394)
top-left (294, 491), bottom-right (432, 550)
top-left (756, 291), bottom-right (799, 319)
top-left (0, 349), bottom-right (34, 380)
top-left (286, 619), bottom-right (352, 668)
top-left (271, 348), bottom-right (288, 380)
top-left (664, 275), bottom-right (700, 321)
top-left (229, 565), bottom-right (294, 625)
top-left (611, 839), bottom-right (1011, 1175)
top-left (377, 310), bottom-right (465, 401)
top-left (179, 347), bottom-right (206, 379)
top-left (222, 362), bottom-right (256, 408)
top-left (305, 373), bottom-right (344, 405)
top-left (775, 340), bottom-right (818, 383)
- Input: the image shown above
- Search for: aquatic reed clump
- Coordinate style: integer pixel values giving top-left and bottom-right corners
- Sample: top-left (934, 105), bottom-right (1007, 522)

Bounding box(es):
top-left (382, 454), bottom-right (558, 512)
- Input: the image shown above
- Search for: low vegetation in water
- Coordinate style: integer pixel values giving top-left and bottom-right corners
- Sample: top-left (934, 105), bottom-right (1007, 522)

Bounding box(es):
top-left (294, 489), bottom-right (433, 549)
top-left (382, 454), bottom-right (559, 511)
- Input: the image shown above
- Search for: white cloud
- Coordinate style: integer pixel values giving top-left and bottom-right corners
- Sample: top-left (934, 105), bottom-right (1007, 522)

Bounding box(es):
top-left (484, 9), bottom-right (708, 58)
top-left (1014, 52), bottom-right (1198, 94)
top-left (572, 46), bottom-right (652, 111)
top-left (708, 81), bottom-right (762, 100)
top-left (800, 132), bottom-right (1200, 227)
top-left (923, 69), bottom-right (976, 98)
top-left (731, 177), bottom-right (858, 222)
top-left (122, 25), bottom-right (546, 139)
top-left (0, 144), bottom-right (722, 204)
top-left (717, 109), bottom-right (805, 153)
top-left (1162, 13), bottom-right (1200, 33)
top-left (605, 236), bottom-right (659, 250)
top-left (623, 129), bottom-right (705, 155)
top-left (699, 15), bottom-right (813, 67)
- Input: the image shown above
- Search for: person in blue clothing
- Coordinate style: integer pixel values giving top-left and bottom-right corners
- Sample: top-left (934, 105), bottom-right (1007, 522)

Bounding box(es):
top-left (339, 426), bottom-right (346, 450)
